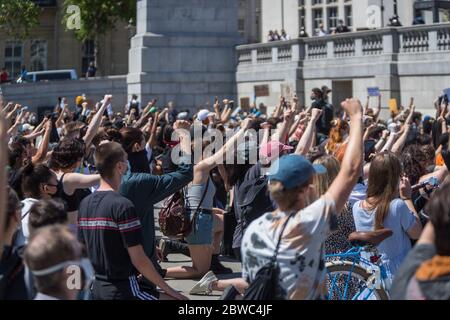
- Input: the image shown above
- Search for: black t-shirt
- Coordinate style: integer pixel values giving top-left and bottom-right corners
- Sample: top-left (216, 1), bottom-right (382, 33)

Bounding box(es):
top-left (8, 168), bottom-right (24, 200)
top-left (312, 100), bottom-right (334, 136)
top-left (78, 191), bottom-right (143, 281)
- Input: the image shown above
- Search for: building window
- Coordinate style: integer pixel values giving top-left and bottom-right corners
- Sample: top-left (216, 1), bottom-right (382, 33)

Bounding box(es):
top-left (327, 7), bottom-right (338, 29)
top-left (345, 5), bottom-right (353, 28)
top-left (238, 18), bottom-right (245, 32)
top-left (30, 40), bottom-right (47, 72)
top-left (312, 0), bottom-right (323, 5)
top-left (82, 40), bottom-right (95, 77)
top-left (313, 8), bottom-right (323, 31)
top-left (4, 41), bottom-right (23, 80)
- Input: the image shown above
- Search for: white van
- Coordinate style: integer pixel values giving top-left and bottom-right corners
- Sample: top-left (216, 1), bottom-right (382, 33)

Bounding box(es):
top-left (22, 69), bottom-right (78, 82)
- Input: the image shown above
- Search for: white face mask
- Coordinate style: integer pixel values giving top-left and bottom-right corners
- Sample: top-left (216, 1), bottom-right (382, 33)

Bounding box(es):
top-left (29, 258), bottom-right (95, 300)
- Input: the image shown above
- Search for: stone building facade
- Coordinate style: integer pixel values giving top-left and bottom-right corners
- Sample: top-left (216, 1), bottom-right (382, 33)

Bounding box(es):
top-left (0, 0), bottom-right (130, 80)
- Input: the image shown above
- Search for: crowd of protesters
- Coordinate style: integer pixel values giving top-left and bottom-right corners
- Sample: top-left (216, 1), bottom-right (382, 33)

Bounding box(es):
top-left (1, 85), bottom-right (450, 300)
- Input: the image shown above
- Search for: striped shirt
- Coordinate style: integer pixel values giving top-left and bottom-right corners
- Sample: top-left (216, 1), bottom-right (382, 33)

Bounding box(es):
top-left (78, 191), bottom-right (143, 281)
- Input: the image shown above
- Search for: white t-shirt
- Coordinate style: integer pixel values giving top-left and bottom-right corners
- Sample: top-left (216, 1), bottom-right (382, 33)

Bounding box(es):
top-left (13, 198), bottom-right (39, 248)
top-left (241, 197), bottom-right (335, 300)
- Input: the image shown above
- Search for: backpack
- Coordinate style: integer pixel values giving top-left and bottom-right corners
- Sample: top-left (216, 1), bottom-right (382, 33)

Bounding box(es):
top-left (235, 174), bottom-right (274, 233)
top-left (242, 213), bottom-right (294, 300)
top-left (159, 179), bottom-right (209, 238)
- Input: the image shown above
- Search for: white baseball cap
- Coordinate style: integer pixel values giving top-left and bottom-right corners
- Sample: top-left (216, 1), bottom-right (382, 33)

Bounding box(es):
top-left (197, 109), bottom-right (214, 122)
top-left (22, 123), bottom-right (35, 132)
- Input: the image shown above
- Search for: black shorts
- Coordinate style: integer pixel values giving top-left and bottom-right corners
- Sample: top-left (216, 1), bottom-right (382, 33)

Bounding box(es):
top-left (91, 275), bottom-right (159, 300)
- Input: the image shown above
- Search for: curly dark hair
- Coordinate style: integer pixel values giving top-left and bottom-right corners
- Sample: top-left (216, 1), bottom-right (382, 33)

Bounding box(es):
top-left (400, 144), bottom-right (429, 185)
top-left (49, 138), bottom-right (85, 170)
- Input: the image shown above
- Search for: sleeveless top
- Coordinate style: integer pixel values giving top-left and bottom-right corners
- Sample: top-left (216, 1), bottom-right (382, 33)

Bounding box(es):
top-left (55, 173), bottom-right (90, 212)
top-left (185, 178), bottom-right (216, 210)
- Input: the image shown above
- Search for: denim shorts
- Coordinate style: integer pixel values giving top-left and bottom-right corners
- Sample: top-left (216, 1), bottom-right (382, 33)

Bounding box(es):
top-left (185, 209), bottom-right (213, 245)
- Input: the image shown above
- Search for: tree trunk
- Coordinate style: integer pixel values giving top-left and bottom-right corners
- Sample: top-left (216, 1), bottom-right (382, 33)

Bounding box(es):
top-left (94, 36), bottom-right (100, 77)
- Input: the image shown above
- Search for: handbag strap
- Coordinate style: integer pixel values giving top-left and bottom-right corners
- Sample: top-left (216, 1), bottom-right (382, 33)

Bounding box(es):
top-left (271, 212), bottom-right (295, 262)
top-left (194, 178), bottom-right (210, 214)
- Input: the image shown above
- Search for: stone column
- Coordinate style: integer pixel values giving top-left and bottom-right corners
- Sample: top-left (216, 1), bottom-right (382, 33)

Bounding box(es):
top-left (128, 0), bottom-right (242, 110)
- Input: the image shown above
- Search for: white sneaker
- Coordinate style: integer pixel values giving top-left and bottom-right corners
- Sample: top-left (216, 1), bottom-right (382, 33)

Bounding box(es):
top-left (189, 271), bottom-right (218, 295)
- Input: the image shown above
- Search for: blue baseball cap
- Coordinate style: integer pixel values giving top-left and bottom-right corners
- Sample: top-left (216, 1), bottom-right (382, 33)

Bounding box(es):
top-left (268, 154), bottom-right (327, 190)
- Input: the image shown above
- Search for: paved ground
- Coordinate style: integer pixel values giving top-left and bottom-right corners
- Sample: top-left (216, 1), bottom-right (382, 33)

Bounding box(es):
top-left (154, 206), bottom-right (242, 300)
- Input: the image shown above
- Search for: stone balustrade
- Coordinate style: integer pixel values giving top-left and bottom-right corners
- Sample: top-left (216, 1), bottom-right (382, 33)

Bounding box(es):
top-left (236, 23), bottom-right (450, 116)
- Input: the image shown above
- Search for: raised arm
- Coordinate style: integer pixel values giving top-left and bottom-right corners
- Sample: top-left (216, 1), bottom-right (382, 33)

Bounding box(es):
top-left (1, 102), bottom-right (14, 115)
top-left (7, 108), bottom-right (25, 137)
top-left (0, 113), bottom-right (7, 253)
top-left (373, 94), bottom-right (381, 121)
top-left (374, 129), bottom-right (390, 153)
top-left (272, 110), bottom-right (294, 143)
top-left (364, 96), bottom-right (370, 115)
top-left (272, 96), bottom-right (285, 119)
top-left (197, 118), bottom-right (252, 182)
top-left (141, 99), bottom-right (157, 117)
top-left (83, 95), bottom-right (111, 149)
top-left (295, 109), bottom-right (322, 155)
top-left (62, 173), bottom-right (101, 195)
top-left (288, 112), bottom-right (308, 138)
top-left (325, 99), bottom-right (364, 214)
top-left (220, 100), bottom-right (235, 124)
top-left (213, 97), bottom-right (221, 120)
top-left (54, 107), bottom-right (66, 129)
top-left (5, 104), bottom-right (20, 121)
top-left (32, 120), bottom-right (52, 164)
top-left (146, 112), bottom-right (159, 148)
top-left (260, 122), bottom-right (272, 147)
top-left (392, 106), bottom-right (415, 154)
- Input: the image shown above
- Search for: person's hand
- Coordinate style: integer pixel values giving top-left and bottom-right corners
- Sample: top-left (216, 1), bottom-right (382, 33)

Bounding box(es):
top-left (260, 122), bottom-right (272, 130)
top-left (283, 110), bottom-right (293, 123)
top-left (341, 98), bottom-right (363, 118)
top-left (223, 99), bottom-right (234, 106)
top-left (82, 102), bottom-right (89, 110)
top-left (148, 98), bottom-right (157, 107)
top-left (399, 176), bottom-right (412, 200)
top-left (169, 290), bottom-right (189, 301)
top-left (104, 95), bottom-right (113, 102)
top-left (311, 108), bottom-right (322, 122)
top-left (130, 108), bottom-right (136, 115)
top-left (214, 96), bottom-right (220, 108)
top-left (241, 117), bottom-right (253, 129)
top-left (279, 96), bottom-right (285, 104)
top-left (382, 130), bottom-right (390, 139)
top-left (366, 123), bottom-right (376, 133)
top-left (173, 120), bottom-right (190, 131)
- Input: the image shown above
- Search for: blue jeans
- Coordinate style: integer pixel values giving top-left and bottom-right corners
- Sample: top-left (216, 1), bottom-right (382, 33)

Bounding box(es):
top-left (185, 209), bottom-right (213, 245)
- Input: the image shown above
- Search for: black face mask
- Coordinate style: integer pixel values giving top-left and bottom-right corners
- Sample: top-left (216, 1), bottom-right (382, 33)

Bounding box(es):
top-left (127, 149), bottom-right (151, 174)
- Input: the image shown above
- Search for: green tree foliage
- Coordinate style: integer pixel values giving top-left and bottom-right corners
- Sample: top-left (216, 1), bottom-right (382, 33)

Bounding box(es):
top-left (0, 0), bottom-right (40, 40)
top-left (63, 0), bottom-right (136, 70)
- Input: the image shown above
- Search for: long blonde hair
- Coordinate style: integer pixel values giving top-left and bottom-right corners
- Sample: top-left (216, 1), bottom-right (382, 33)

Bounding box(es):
top-left (313, 155), bottom-right (340, 197)
top-left (366, 152), bottom-right (402, 230)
